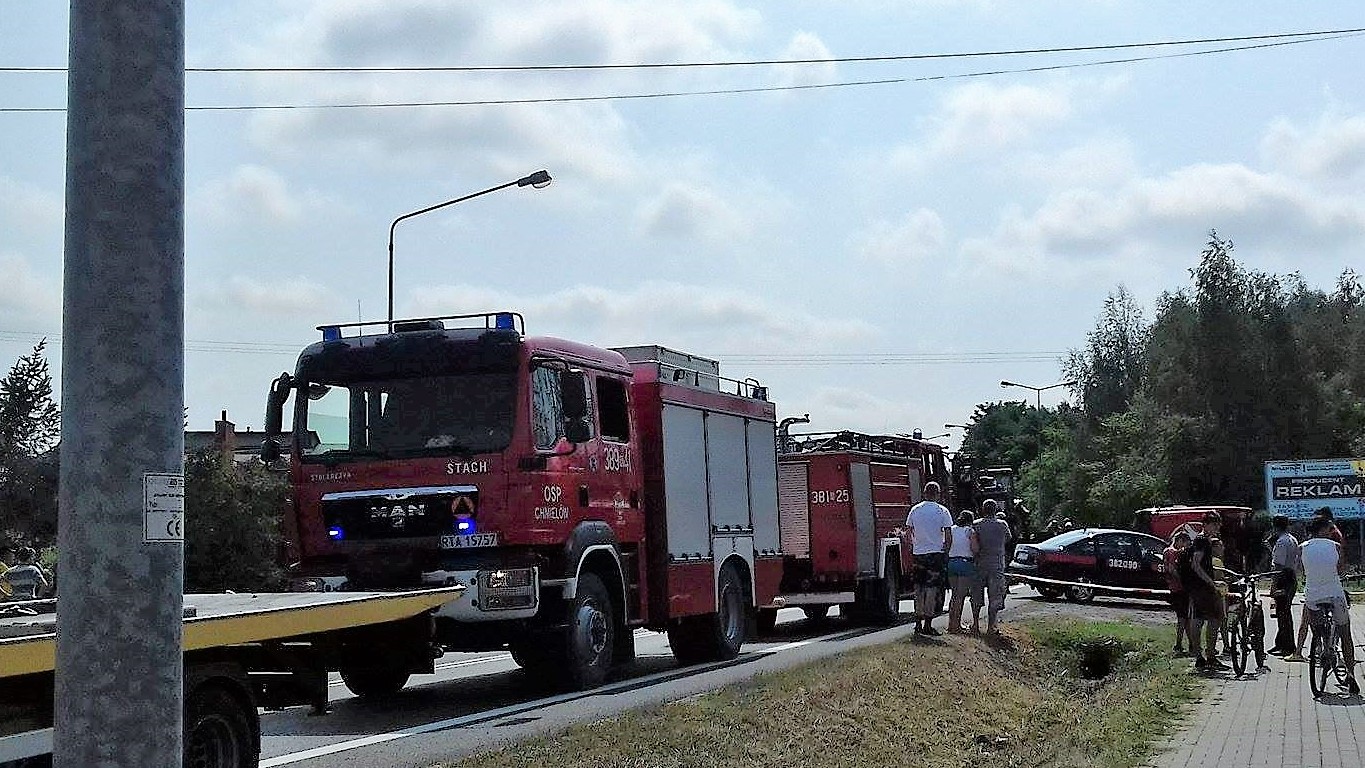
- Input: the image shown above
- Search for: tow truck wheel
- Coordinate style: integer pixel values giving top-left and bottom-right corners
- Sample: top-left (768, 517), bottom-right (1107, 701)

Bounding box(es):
top-left (339, 665), bottom-right (411, 700)
top-left (1036, 585), bottom-right (1064, 601)
top-left (561, 572), bottom-right (615, 690)
top-left (755, 607), bottom-right (778, 634)
top-left (185, 684), bottom-right (257, 768)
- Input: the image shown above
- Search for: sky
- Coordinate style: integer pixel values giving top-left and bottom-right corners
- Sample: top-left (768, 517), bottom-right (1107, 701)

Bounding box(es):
top-left (3, 1), bottom-right (1365, 450)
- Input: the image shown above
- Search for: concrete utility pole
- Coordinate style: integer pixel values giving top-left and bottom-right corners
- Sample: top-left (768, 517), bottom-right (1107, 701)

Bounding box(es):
top-left (56, 2), bottom-right (186, 767)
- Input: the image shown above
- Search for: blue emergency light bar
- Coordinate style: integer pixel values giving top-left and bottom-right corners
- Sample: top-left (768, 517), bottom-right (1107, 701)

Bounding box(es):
top-left (316, 311), bottom-right (525, 339)
top-left (455, 516), bottom-right (476, 534)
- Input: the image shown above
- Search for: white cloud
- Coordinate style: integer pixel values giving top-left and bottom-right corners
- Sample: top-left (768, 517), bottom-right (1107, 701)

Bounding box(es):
top-left (959, 161), bottom-right (1365, 277)
top-left (0, 253), bottom-right (60, 331)
top-left (788, 386), bottom-right (932, 436)
top-left (1262, 110), bottom-right (1365, 182)
top-left (856, 208), bottom-right (946, 266)
top-left (774, 32), bottom-right (837, 89)
top-left (199, 275), bottom-right (337, 320)
top-left (241, 0), bottom-right (766, 183)
top-left (635, 182), bottom-right (750, 242)
top-left (406, 280), bottom-right (878, 354)
top-left (0, 176), bottom-right (62, 240)
top-left (1012, 137), bottom-right (1137, 188)
top-left (194, 165), bottom-right (322, 226)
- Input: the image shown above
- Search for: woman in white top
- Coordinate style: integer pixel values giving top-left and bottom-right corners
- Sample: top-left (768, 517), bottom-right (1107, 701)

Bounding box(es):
top-left (946, 510), bottom-right (981, 633)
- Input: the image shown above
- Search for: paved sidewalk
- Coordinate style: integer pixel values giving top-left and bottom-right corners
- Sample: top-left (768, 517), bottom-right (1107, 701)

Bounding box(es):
top-left (1154, 602), bottom-right (1365, 768)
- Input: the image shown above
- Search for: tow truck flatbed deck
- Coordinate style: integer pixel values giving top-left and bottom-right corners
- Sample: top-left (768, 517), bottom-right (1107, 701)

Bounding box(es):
top-left (0, 588), bottom-right (464, 677)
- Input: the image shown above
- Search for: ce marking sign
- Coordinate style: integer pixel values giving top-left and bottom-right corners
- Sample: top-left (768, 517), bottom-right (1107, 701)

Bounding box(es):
top-left (144, 473), bottom-right (185, 544)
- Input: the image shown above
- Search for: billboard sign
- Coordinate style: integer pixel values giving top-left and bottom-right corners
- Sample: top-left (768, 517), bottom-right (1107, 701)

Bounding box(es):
top-left (1264, 458), bottom-right (1365, 521)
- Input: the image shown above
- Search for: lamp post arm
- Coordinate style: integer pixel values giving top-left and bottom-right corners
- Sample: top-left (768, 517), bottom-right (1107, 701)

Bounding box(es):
top-left (386, 179), bottom-right (522, 328)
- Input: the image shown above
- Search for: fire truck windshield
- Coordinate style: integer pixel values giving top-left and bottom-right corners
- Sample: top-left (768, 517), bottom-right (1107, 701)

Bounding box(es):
top-left (297, 372), bottom-right (516, 461)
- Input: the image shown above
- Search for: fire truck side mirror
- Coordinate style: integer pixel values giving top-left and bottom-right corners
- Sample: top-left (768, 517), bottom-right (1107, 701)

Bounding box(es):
top-left (264, 372), bottom-right (294, 436)
top-left (559, 369), bottom-right (591, 444)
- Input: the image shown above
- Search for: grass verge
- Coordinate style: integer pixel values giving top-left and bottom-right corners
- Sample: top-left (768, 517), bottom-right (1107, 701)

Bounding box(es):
top-left (439, 620), bottom-right (1204, 768)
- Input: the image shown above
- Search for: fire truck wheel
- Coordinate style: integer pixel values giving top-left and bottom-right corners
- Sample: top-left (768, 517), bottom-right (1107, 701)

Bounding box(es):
top-left (667, 563), bottom-right (749, 664)
top-left (755, 607), bottom-right (778, 634)
top-left (802, 605), bottom-right (830, 622)
top-left (868, 561), bottom-right (901, 626)
top-left (339, 664), bottom-right (411, 700)
top-left (562, 572), bottom-right (615, 690)
top-left (185, 683), bottom-right (258, 768)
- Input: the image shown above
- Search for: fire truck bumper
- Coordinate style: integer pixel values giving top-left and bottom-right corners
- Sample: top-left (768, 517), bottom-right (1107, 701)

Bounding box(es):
top-left (421, 567), bottom-right (540, 621)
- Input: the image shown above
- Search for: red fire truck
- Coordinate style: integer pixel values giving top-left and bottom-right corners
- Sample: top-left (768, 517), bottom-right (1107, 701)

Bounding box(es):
top-left (760, 431), bottom-right (950, 630)
top-left (261, 313), bottom-right (783, 691)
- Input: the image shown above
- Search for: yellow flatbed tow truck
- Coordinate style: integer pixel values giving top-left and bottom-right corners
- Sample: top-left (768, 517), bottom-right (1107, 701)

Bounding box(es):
top-left (0, 587), bottom-right (463, 768)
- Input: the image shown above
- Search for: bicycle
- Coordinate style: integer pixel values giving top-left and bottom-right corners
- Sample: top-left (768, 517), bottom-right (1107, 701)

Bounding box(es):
top-left (1307, 599), bottom-right (1355, 698)
top-left (1222, 570), bottom-right (1270, 675)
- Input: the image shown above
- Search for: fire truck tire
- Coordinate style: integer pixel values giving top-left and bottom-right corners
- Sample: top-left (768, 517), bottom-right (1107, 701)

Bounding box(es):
top-left (339, 665), bottom-right (411, 700)
top-left (802, 605), bottom-right (831, 622)
top-left (668, 564), bottom-right (748, 664)
top-left (184, 683), bottom-right (259, 768)
top-left (867, 561), bottom-right (901, 626)
top-left (560, 572), bottom-right (616, 690)
top-left (755, 607), bottom-right (778, 634)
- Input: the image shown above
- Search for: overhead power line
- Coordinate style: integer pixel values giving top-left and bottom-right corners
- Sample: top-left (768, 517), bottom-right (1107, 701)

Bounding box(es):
top-left (0, 330), bottom-right (1062, 365)
top-left (1, 30), bottom-right (1360, 114)
top-left (2, 27), bottom-right (1359, 73)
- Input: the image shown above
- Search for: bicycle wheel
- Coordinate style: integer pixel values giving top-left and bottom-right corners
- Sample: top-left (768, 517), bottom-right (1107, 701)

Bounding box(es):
top-left (1229, 614), bottom-right (1248, 675)
top-left (1309, 624), bottom-right (1330, 698)
top-left (1248, 601), bottom-right (1267, 669)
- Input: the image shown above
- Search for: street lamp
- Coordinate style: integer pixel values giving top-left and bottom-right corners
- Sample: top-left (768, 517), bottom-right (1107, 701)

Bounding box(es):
top-left (923, 432), bottom-right (951, 441)
top-left (1000, 379), bottom-right (1075, 411)
top-left (999, 379), bottom-right (1076, 525)
top-left (387, 169), bottom-right (552, 329)
top-left (944, 423), bottom-right (969, 430)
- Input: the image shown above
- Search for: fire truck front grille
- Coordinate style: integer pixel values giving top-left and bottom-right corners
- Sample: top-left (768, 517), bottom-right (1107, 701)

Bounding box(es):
top-left (323, 496), bottom-right (454, 540)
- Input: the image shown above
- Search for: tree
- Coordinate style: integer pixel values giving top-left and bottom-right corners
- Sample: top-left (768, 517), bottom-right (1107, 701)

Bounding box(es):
top-left (1064, 285), bottom-right (1149, 425)
top-left (0, 341), bottom-right (61, 551)
top-left (184, 450), bottom-right (287, 592)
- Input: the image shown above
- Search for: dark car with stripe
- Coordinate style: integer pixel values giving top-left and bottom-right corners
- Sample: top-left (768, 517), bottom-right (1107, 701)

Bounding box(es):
top-left (1008, 528), bottom-right (1169, 603)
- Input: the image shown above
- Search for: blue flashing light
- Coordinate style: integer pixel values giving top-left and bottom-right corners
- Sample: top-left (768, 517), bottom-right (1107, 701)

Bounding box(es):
top-left (494, 313), bottom-right (516, 331)
top-left (455, 516), bottom-right (476, 534)
top-left (321, 326), bottom-right (342, 341)
top-left (327, 526), bottom-right (345, 541)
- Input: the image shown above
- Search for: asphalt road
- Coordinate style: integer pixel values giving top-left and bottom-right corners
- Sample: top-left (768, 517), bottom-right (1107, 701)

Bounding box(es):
top-left (256, 587), bottom-right (1176, 768)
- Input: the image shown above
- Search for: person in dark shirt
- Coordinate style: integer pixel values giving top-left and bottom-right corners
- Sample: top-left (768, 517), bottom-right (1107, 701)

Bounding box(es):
top-left (1181, 512), bottom-right (1228, 671)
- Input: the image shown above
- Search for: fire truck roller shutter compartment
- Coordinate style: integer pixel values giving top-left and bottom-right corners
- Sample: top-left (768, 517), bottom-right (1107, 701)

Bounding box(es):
top-left (747, 418), bottom-right (781, 556)
top-left (778, 462), bottom-right (811, 558)
top-left (851, 462), bottom-right (876, 575)
top-left (662, 405), bottom-right (711, 559)
top-left (706, 413), bottom-right (752, 531)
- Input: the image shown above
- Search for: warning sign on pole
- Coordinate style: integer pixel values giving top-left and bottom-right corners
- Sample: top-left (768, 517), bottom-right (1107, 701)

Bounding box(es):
top-left (143, 473), bottom-right (185, 542)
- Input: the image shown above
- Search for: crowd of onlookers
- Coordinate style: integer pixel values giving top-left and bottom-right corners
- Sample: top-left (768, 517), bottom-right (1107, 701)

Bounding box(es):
top-left (1161, 507), bottom-right (1357, 692)
top-left (901, 481), bottom-right (1013, 636)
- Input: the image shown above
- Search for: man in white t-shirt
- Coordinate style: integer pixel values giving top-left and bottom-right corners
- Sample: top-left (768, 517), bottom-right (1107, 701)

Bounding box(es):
top-left (1300, 516), bottom-right (1358, 694)
top-left (905, 481), bottom-right (954, 636)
